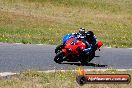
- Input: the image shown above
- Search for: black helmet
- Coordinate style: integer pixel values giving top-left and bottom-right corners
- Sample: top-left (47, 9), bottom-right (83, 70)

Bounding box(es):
top-left (79, 28), bottom-right (85, 34)
top-left (87, 31), bottom-right (94, 37)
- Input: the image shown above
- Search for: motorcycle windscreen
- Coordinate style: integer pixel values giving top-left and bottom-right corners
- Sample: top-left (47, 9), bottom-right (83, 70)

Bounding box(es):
top-left (63, 34), bottom-right (73, 44)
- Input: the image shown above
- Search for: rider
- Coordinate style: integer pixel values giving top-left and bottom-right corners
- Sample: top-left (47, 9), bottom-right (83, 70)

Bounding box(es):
top-left (86, 31), bottom-right (97, 45)
top-left (83, 31), bottom-right (97, 55)
top-left (63, 27), bottom-right (86, 45)
top-left (73, 27), bottom-right (86, 38)
top-left (63, 28), bottom-right (97, 55)
top-left (74, 28), bottom-right (90, 48)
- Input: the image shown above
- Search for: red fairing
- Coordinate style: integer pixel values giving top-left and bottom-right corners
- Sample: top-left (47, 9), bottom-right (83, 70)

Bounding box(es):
top-left (97, 41), bottom-right (103, 48)
top-left (63, 38), bottom-right (86, 56)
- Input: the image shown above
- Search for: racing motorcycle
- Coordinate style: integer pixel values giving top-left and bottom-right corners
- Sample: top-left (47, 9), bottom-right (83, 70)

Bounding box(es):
top-left (54, 37), bottom-right (103, 65)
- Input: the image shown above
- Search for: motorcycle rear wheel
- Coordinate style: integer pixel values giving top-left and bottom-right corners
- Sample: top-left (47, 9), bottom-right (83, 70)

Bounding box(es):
top-left (54, 51), bottom-right (64, 64)
top-left (88, 51), bottom-right (95, 62)
top-left (80, 57), bottom-right (88, 66)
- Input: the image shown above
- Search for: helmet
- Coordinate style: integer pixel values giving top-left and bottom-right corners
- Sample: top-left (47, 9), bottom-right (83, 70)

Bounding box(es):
top-left (86, 31), bottom-right (94, 38)
top-left (79, 28), bottom-right (85, 34)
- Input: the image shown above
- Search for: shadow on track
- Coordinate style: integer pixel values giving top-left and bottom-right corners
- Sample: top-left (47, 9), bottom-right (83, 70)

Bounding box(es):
top-left (61, 62), bottom-right (107, 67)
top-left (94, 55), bottom-right (100, 57)
top-left (59, 55), bottom-right (107, 67)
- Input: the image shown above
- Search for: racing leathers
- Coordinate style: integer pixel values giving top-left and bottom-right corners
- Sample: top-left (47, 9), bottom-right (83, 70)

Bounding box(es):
top-left (83, 35), bottom-right (97, 55)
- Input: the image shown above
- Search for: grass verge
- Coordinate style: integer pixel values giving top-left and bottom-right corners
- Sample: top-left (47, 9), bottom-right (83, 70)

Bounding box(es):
top-left (0, 0), bottom-right (131, 47)
top-left (0, 69), bottom-right (132, 88)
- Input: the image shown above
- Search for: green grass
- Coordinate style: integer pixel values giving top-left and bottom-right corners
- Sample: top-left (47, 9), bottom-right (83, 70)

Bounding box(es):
top-left (0, 0), bottom-right (132, 47)
top-left (0, 70), bottom-right (132, 88)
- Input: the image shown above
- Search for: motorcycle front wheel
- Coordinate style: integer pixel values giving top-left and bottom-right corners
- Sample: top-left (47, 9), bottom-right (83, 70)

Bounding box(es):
top-left (54, 51), bottom-right (64, 64)
top-left (55, 44), bottom-right (64, 54)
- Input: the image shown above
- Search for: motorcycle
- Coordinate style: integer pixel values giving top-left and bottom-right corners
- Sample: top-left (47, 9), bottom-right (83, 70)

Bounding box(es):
top-left (54, 37), bottom-right (103, 65)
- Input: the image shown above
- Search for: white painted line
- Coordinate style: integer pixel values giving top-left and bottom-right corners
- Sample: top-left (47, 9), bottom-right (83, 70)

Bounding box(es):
top-left (129, 48), bottom-right (132, 49)
top-left (85, 69), bottom-right (132, 71)
top-left (36, 44), bottom-right (44, 46)
top-left (15, 43), bottom-right (23, 45)
top-left (39, 69), bottom-right (132, 73)
top-left (1, 42), bottom-right (132, 50)
top-left (0, 69), bottom-right (132, 77)
top-left (1, 42), bottom-right (132, 49)
top-left (106, 47), bottom-right (112, 48)
top-left (0, 72), bottom-right (18, 77)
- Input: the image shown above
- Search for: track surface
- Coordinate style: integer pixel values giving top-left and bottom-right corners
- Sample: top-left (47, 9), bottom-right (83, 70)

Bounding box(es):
top-left (0, 43), bottom-right (132, 72)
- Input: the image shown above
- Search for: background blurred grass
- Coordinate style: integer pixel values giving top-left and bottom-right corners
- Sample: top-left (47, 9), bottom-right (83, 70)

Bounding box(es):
top-left (0, 0), bottom-right (131, 47)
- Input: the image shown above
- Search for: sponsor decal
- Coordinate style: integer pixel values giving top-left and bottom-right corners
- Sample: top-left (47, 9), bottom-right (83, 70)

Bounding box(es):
top-left (76, 68), bottom-right (131, 86)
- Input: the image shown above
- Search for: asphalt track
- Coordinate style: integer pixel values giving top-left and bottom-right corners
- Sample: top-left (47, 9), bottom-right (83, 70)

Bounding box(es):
top-left (0, 43), bottom-right (132, 72)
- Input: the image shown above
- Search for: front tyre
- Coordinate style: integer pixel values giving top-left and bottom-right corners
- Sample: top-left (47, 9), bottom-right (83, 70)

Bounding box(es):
top-left (54, 51), bottom-right (64, 64)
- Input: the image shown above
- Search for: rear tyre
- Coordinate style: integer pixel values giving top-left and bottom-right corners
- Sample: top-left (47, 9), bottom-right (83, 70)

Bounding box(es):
top-left (79, 53), bottom-right (88, 65)
top-left (54, 51), bottom-right (64, 64)
top-left (80, 57), bottom-right (88, 66)
top-left (88, 51), bottom-right (95, 62)
top-left (81, 61), bottom-right (88, 66)
top-left (55, 45), bottom-right (64, 54)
